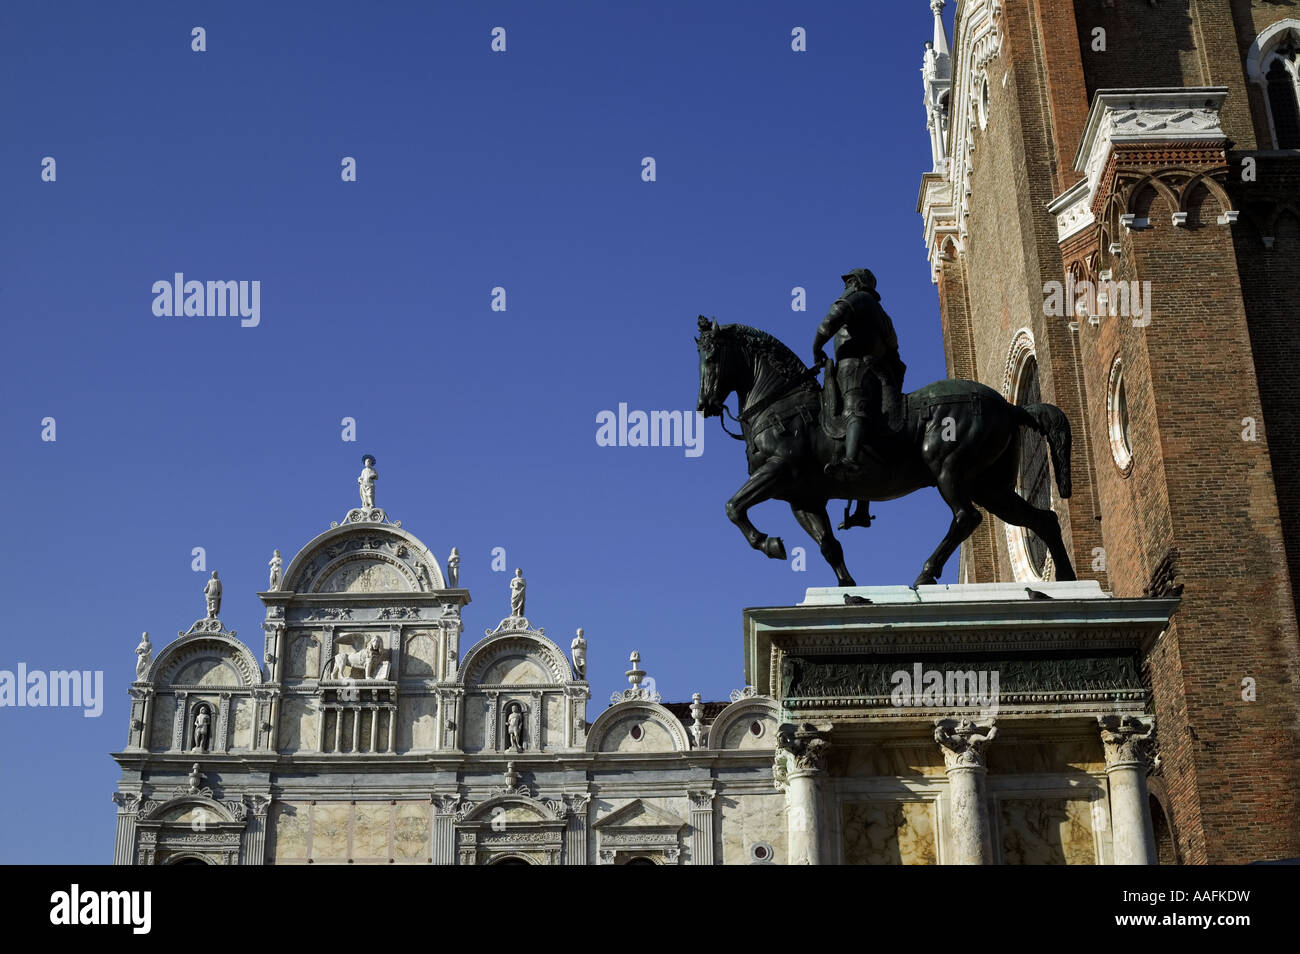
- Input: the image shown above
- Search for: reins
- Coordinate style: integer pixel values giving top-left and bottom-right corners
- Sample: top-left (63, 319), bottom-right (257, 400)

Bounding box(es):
top-left (717, 366), bottom-right (821, 442)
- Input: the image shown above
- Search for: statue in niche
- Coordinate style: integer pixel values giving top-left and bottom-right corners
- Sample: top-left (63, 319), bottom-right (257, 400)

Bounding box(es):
top-left (135, 632), bottom-right (153, 681)
top-left (204, 571), bottom-right (222, 619)
top-left (358, 454), bottom-right (378, 508)
top-left (447, 547), bottom-right (460, 587)
top-left (191, 705), bottom-right (211, 752)
top-left (506, 702), bottom-right (525, 752)
top-left (509, 568), bottom-right (526, 618)
top-left (268, 550), bottom-right (282, 590)
top-left (571, 628), bottom-right (587, 678)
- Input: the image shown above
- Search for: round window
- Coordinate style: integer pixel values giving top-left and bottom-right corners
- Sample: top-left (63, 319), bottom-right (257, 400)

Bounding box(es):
top-left (629, 724), bottom-right (643, 742)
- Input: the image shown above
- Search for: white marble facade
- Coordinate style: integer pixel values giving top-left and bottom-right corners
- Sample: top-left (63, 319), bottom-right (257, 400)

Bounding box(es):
top-left (112, 490), bottom-right (783, 865)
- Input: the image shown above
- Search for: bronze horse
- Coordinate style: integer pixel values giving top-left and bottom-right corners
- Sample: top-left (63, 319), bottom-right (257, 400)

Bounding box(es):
top-left (694, 317), bottom-right (1076, 587)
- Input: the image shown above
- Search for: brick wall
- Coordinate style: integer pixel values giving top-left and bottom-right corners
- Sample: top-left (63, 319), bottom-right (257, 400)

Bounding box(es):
top-left (931, 0), bottom-right (1300, 861)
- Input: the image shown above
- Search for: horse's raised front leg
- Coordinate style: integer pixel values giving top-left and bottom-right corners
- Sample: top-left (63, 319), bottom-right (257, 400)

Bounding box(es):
top-left (790, 502), bottom-right (856, 586)
top-left (724, 458), bottom-right (790, 560)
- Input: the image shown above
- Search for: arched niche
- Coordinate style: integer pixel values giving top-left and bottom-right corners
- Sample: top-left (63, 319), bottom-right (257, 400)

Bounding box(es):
top-left (281, 524), bottom-right (445, 594)
top-left (706, 695), bottom-right (779, 750)
top-left (585, 701), bottom-right (690, 753)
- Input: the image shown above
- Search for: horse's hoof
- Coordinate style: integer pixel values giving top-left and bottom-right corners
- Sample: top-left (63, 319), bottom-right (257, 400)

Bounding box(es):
top-left (764, 537), bottom-right (787, 560)
top-left (911, 574), bottom-right (937, 589)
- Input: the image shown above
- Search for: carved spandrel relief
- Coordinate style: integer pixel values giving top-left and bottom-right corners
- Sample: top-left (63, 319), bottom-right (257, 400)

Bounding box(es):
top-left (481, 654), bottom-right (550, 685)
top-left (173, 658), bottom-right (241, 687)
top-left (317, 559), bottom-right (408, 594)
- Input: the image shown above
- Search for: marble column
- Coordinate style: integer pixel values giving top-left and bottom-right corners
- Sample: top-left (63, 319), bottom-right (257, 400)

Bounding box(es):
top-left (433, 796), bottom-right (462, 865)
top-left (935, 718), bottom-right (997, 864)
top-left (564, 794), bottom-right (590, 865)
top-left (1098, 715), bottom-right (1158, 865)
top-left (688, 789), bottom-right (716, 865)
top-left (111, 792), bottom-right (141, 865)
top-left (244, 795), bottom-right (271, 865)
top-left (775, 723), bottom-right (830, 865)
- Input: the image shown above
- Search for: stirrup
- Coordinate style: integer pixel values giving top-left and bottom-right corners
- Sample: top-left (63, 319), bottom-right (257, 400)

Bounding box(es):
top-left (825, 456), bottom-right (864, 477)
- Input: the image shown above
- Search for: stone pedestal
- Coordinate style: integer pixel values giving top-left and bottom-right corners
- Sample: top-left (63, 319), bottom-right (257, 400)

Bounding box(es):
top-left (745, 581), bottom-right (1179, 866)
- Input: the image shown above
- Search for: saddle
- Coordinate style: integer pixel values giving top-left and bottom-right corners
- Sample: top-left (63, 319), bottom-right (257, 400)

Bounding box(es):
top-left (819, 358), bottom-right (909, 442)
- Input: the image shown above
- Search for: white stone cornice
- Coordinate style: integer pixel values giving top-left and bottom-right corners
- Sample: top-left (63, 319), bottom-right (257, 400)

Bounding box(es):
top-left (1047, 87), bottom-right (1229, 244)
top-left (1075, 87), bottom-right (1228, 198)
top-left (918, 172), bottom-right (959, 283)
top-left (1046, 178), bottom-right (1094, 243)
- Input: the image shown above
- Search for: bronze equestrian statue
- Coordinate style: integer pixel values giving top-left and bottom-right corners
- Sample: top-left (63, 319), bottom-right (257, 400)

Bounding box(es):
top-left (695, 271), bottom-right (1076, 588)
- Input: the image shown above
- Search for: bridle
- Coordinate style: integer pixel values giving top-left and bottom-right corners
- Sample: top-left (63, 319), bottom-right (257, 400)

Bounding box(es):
top-left (710, 339), bottom-right (821, 442)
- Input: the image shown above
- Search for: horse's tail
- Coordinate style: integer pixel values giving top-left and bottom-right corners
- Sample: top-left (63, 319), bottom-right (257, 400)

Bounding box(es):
top-left (1018, 403), bottom-right (1073, 499)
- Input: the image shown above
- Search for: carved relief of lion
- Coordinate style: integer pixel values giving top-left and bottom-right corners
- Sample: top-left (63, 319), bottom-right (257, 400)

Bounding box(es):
top-left (325, 635), bottom-right (385, 680)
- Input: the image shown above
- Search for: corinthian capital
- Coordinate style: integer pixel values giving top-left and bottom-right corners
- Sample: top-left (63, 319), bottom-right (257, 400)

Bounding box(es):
top-left (1098, 715), bottom-right (1156, 770)
top-left (111, 792), bottom-right (140, 814)
top-left (935, 717), bottom-right (997, 770)
top-left (776, 723), bottom-right (831, 776)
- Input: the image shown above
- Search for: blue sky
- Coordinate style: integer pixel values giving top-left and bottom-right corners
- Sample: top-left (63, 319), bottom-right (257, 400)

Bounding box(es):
top-left (0, 0), bottom-right (956, 862)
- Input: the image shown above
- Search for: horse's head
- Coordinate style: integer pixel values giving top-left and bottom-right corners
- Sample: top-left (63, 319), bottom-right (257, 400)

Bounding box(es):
top-left (696, 315), bottom-right (729, 418)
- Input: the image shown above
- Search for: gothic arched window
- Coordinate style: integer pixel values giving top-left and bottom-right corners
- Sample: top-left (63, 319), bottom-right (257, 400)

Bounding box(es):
top-left (1250, 23), bottom-right (1300, 149)
top-left (1015, 355), bottom-right (1052, 578)
top-left (1267, 56), bottom-right (1300, 148)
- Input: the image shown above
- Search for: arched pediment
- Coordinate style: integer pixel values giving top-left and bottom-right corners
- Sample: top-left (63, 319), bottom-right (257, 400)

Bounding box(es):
top-left (281, 524), bottom-right (445, 594)
top-left (460, 628), bottom-right (574, 687)
top-left (152, 634), bottom-right (262, 689)
top-left (706, 694), bottom-right (779, 750)
top-left (585, 701), bottom-right (690, 753)
top-left (462, 793), bottom-right (562, 824)
top-left (139, 794), bottom-right (246, 825)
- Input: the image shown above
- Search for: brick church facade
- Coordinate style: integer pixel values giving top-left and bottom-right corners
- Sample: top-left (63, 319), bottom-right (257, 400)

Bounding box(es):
top-left (919, 0), bottom-right (1300, 863)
